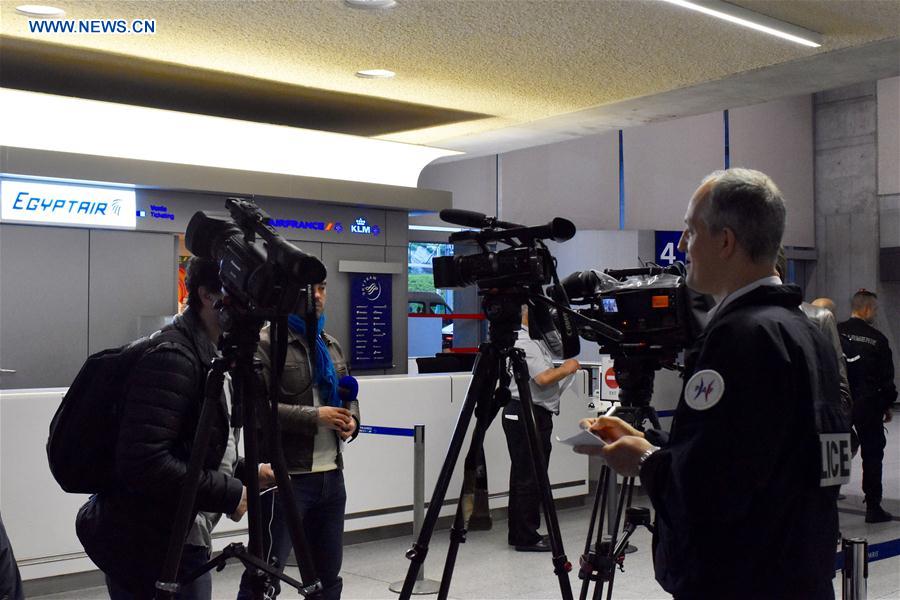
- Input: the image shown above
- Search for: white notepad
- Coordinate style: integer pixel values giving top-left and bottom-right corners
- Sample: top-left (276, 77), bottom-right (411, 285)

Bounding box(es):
top-left (556, 429), bottom-right (607, 447)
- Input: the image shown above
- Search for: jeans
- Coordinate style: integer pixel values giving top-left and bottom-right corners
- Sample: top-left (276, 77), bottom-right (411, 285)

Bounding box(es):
top-left (105, 545), bottom-right (211, 600)
top-left (501, 401), bottom-right (553, 546)
top-left (237, 470), bottom-right (347, 600)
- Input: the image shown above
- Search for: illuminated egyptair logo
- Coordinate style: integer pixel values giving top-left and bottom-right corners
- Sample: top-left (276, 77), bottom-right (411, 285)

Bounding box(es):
top-left (111, 200), bottom-right (122, 216)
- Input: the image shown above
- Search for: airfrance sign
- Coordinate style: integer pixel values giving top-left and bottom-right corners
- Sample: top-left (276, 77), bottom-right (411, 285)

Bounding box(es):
top-left (0, 180), bottom-right (136, 229)
top-left (270, 219), bottom-right (343, 233)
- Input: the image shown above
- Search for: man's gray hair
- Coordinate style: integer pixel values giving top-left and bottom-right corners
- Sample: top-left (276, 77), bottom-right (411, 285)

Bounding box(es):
top-left (698, 168), bottom-right (786, 264)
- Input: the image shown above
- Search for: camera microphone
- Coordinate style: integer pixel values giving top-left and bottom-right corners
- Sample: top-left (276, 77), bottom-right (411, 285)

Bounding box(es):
top-left (439, 209), bottom-right (522, 230)
top-left (338, 375), bottom-right (359, 407)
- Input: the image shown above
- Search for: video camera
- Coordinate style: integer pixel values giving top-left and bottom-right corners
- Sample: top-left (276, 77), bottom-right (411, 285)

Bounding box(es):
top-left (431, 208), bottom-right (583, 359)
top-left (185, 197), bottom-right (326, 317)
top-left (550, 263), bottom-right (702, 359)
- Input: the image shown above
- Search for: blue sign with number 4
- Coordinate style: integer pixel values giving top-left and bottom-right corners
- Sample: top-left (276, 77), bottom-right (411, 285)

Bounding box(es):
top-left (655, 231), bottom-right (686, 266)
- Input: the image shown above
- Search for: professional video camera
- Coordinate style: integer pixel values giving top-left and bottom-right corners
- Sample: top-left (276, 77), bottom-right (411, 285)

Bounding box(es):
top-left (551, 262), bottom-right (704, 360)
top-left (432, 208), bottom-right (589, 360)
top-left (185, 197), bottom-right (326, 316)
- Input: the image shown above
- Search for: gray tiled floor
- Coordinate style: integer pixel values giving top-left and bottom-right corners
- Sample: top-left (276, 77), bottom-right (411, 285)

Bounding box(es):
top-left (32, 412), bottom-right (900, 600)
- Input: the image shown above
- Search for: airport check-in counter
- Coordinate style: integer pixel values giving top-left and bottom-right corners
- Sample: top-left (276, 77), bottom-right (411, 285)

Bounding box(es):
top-left (1, 370), bottom-right (590, 581)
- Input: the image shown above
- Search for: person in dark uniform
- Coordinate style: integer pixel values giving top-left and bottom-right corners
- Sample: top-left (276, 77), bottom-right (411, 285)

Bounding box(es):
top-left (838, 289), bottom-right (897, 523)
top-left (578, 168), bottom-right (848, 599)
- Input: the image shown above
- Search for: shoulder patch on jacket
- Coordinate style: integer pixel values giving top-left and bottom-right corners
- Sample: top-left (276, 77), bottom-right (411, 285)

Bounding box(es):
top-left (684, 369), bottom-right (725, 411)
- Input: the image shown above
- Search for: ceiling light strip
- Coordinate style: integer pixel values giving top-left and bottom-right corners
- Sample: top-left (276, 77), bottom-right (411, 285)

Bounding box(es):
top-left (0, 88), bottom-right (461, 188)
top-left (659, 0), bottom-right (822, 48)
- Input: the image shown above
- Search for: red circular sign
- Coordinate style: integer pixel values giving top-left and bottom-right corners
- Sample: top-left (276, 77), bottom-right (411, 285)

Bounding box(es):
top-left (604, 368), bottom-right (618, 389)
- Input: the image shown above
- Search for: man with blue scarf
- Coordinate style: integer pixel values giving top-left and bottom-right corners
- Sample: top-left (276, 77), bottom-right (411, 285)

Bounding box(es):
top-left (237, 279), bottom-right (360, 600)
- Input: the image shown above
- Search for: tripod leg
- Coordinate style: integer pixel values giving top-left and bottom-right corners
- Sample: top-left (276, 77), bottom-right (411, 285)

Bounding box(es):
top-left (259, 385), bottom-right (324, 598)
top-left (398, 346), bottom-right (500, 600)
top-left (235, 362), bottom-right (270, 600)
top-left (579, 464), bottom-right (609, 600)
top-left (509, 349), bottom-right (573, 600)
top-left (156, 360), bottom-right (229, 599)
top-left (436, 413), bottom-right (497, 600)
top-left (602, 476), bottom-right (633, 600)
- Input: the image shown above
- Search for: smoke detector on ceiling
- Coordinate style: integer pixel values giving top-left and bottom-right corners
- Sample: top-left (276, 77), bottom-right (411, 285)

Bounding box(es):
top-left (345, 0), bottom-right (397, 9)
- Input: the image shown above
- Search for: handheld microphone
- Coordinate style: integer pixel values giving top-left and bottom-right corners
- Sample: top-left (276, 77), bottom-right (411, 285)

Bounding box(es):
top-left (338, 375), bottom-right (359, 407)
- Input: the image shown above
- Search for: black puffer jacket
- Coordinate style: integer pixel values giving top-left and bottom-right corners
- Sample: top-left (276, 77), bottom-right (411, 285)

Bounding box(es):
top-left (76, 307), bottom-right (243, 594)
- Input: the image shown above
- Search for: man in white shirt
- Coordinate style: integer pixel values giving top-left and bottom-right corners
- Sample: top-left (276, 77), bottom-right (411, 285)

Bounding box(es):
top-left (502, 306), bottom-right (580, 552)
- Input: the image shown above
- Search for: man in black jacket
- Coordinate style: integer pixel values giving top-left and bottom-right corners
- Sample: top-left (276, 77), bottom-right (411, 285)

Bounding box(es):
top-left (76, 257), bottom-right (251, 599)
top-left (579, 169), bottom-right (848, 599)
top-left (839, 289), bottom-right (897, 523)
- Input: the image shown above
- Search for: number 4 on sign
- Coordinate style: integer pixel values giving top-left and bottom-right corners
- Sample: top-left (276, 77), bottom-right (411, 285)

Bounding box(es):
top-left (661, 242), bottom-right (676, 265)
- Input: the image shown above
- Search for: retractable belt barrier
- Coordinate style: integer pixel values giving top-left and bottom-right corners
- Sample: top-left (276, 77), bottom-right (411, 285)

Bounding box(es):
top-left (361, 424), bottom-right (440, 595)
top-left (833, 536), bottom-right (900, 600)
top-left (359, 425), bottom-right (415, 437)
top-left (835, 537), bottom-right (900, 571)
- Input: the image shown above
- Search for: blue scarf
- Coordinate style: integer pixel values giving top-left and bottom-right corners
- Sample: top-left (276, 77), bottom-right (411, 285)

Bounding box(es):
top-left (286, 313), bottom-right (341, 408)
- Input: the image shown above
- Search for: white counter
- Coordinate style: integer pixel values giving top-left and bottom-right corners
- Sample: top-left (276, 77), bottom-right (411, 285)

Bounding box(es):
top-left (1, 371), bottom-right (591, 580)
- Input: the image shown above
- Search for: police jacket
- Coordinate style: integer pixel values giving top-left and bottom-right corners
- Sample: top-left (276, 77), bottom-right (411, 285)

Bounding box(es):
top-left (641, 284), bottom-right (844, 599)
top-left (255, 325), bottom-right (360, 473)
top-left (838, 317), bottom-right (897, 422)
top-left (76, 307), bottom-right (244, 593)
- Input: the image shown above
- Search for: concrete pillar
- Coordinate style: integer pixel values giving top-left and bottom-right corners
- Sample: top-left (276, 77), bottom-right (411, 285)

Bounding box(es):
top-left (814, 81), bottom-right (900, 394)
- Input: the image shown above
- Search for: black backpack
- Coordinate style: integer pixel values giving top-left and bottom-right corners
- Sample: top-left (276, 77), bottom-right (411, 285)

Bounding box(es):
top-left (47, 329), bottom-right (192, 494)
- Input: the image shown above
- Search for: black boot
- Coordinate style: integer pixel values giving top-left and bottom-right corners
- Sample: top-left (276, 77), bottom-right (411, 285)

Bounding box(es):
top-left (865, 499), bottom-right (894, 523)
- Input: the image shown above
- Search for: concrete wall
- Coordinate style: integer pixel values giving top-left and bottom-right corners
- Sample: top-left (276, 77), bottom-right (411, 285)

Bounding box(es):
top-left (813, 80), bottom-right (900, 393)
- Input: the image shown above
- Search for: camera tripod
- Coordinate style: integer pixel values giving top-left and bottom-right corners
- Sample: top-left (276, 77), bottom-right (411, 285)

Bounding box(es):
top-left (155, 311), bottom-right (323, 600)
top-left (398, 289), bottom-right (575, 600)
top-left (577, 356), bottom-right (662, 600)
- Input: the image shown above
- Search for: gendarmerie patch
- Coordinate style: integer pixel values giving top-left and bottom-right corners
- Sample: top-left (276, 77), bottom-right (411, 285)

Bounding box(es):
top-left (684, 369), bottom-right (725, 411)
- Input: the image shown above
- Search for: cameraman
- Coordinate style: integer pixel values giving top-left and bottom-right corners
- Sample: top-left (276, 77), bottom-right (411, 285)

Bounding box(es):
top-left (237, 277), bottom-right (360, 600)
top-left (76, 257), bottom-right (266, 599)
top-left (580, 169), bottom-right (845, 599)
top-left (503, 306), bottom-right (580, 552)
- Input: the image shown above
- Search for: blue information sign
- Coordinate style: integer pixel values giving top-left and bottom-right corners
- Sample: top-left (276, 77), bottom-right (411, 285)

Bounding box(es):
top-left (349, 273), bottom-right (393, 369)
top-left (654, 230), bottom-right (686, 266)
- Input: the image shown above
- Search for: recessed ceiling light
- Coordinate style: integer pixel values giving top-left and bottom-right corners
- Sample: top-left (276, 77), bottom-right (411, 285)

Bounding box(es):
top-left (15, 4), bottom-right (66, 18)
top-left (344, 0), bottom-right (397, 9)
top-left (355, 69), bottom-right (396, 79)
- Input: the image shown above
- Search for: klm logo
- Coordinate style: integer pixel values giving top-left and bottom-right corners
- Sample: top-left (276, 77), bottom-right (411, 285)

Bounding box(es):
top-left (11, 191), bottom-right (109, 216)
top-left (351, 217), bottom-right (371, 234)
top-left (350, 217), bottom-right (380, 236)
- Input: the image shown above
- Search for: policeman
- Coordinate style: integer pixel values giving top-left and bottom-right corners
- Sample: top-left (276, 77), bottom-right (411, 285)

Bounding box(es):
top-left (578, 168), bottom-right (849, 599)
top-left (838, 289), bottom-right (897, 523)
